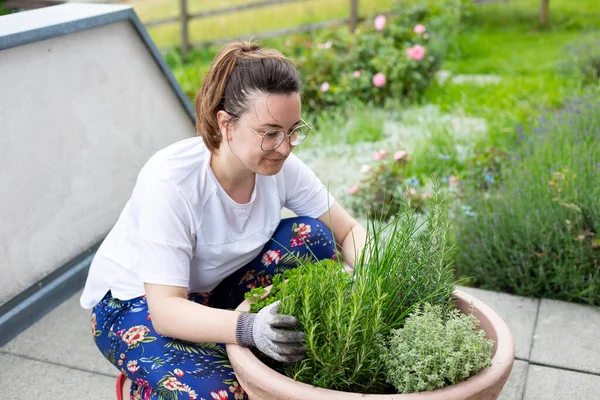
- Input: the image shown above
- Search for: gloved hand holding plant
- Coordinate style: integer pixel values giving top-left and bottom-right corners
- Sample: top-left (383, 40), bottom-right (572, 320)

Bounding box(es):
top-left (236, 300), bottom-right (306, 363)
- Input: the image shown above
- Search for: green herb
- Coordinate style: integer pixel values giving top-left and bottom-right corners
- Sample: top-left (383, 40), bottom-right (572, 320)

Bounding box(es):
top-left (381, 303), bottom-right (493, 393)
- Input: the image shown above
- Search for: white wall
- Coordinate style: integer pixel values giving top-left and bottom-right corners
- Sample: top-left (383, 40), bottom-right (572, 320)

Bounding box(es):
top-left (0, 19), bottom-right (196, 306)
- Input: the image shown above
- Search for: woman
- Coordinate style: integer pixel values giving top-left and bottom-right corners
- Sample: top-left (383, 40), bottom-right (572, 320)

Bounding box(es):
top-left (80, 41), bottom-right (367, 400)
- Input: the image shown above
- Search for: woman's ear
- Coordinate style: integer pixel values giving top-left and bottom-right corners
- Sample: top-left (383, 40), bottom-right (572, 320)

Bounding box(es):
top-left (216, 110), bottom-right (233, 141)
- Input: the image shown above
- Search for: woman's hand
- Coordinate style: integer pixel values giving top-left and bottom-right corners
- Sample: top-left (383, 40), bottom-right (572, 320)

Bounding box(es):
top-left (236, 300), bottom-right (306, 363)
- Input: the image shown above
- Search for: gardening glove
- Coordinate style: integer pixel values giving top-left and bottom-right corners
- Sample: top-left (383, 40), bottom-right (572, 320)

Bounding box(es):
top-left (236, 300), bottom-right (306, 363)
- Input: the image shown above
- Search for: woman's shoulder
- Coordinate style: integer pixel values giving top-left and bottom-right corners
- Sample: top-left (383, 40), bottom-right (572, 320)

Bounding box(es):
top-left (136, 137), bottom-right (213, 198)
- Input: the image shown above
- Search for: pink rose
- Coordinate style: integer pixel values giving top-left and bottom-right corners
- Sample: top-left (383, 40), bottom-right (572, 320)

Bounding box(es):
top-left (375, 149), bottom-right (388, 160)
top-left (394, 150), bottom-right (408, 161)
top-left (413, 24), bottom-right (426, 34)
top-left (320, 82), bottom-right (330, 92)
top-left (348, 185), bottom-right (359, 195)
top-left (406, 45), bottom-right (426, 61)
top-left (353, 70), bottom-right (361, 78)
top-left (374, 15), bottom-right (386, 31)
top-left (372, 73), bottom-right (386, 87)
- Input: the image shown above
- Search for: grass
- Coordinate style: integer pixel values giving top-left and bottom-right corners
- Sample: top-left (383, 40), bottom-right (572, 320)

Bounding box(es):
top-left (124, 0), bottom-right (394, 49)
top-left (422, 0), bottom-right (600, 148)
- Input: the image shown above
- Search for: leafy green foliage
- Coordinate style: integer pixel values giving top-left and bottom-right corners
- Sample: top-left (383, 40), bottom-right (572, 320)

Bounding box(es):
top-left (454, 97), bottom-right (600, 305)
top-left (557, 30), bottom-right (600, 86)
top-left (246, 184), bottom-right (458, 393)
top-left (381, 303), bottom-right (493, 393)
top-left (296, 0), bottom-right (468, 114)
top-left (346, 149), bottom-right (431, 221)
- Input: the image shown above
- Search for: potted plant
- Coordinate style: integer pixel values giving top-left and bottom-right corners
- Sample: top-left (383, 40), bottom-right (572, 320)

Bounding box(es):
top-left (226, 184), bottom-right (515, 399)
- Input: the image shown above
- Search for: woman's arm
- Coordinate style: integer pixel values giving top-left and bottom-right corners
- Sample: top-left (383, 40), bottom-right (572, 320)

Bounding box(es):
top-left (318, 202), bottom-right (367, 269)
top-left (144, 283), bottom-right (239, 343)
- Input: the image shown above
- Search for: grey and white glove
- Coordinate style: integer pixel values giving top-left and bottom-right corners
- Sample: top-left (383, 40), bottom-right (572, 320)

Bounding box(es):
top-left (236, 300), bottom-right (306, 363)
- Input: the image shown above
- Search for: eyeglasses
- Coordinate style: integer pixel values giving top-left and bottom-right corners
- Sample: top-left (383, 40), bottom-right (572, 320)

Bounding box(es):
top-left (228, 113), bottom-right (311, 151)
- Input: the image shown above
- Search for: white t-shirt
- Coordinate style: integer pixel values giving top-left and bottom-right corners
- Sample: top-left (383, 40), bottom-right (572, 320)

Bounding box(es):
top-left (80, 137), bottom-right (333, 309)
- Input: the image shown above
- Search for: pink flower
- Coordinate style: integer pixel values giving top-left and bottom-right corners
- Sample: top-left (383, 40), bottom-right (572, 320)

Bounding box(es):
top-left (135, 378), bottom-right (149, 387)
top-left (449, 176), bottom-right (459, 186)
top-left (353, 70), bottom-right (361, 78)
top-left (261, 250), bottom-right (281, 267)
top-left (423, 33), bottom-right (429, 40)
top-left (173, 368), bottom-right (184, 377)
top-left (406, 45), bottom-right (426, 61)
top-left (127, 360), bottom-right (140, 373)
top-left (421, 192), bottom-right (432, 199)
top-left (375, 149), bottom-right (388, 160)
top-left (163, 377), bottom-right (184, 391)
top-left (413, 24), bottom-right (426, 34)
top-left (403, 188), bottom-right (417, 198)
top-left (394, 150), bottom-right (408, 161)
top-left (320, 82), bottom-right (330, 92)
top-left (348, 185), bottom-right (359, 195)
top-left (284, 40), bottom-right (291, 47)
top-left (374, 15), bottom-right (386, 30)
top-left (372, 73), bottom-right (386, 87)
top-left (122, 325), bottom-right (150, 347)
top-left (210, 389), bottom-right (229, 400)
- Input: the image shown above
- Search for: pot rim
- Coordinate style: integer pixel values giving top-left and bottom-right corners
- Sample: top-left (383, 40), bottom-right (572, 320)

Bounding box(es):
top-left (226, 288), bottom-right (515, 399)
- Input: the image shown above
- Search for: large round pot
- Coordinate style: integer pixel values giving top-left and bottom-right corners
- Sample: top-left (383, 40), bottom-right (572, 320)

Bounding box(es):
top-left (226, 288), bottom-right (515, 400)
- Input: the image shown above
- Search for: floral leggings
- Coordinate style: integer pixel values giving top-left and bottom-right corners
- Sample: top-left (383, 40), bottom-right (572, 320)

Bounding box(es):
top-left (91, 217), bottom-right (336, 400)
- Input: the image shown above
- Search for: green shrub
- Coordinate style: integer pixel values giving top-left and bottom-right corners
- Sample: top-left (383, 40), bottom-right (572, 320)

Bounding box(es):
top-left (345, 148), bottom-right (432, 221)
top-left (558, 30), bottom-right (600, 86)
top-left (381, 303), bottom-right (493, 394)
top-left (454, 97), bottom-right (600, 305)
top-left (246, 184), bottom-right (457, 393)
top-left (295, 0), bottom-right (468, 113)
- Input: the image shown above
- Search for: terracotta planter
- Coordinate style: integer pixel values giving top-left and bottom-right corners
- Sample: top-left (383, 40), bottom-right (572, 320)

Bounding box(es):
top-left (226, 289), bottom-right (515, 400)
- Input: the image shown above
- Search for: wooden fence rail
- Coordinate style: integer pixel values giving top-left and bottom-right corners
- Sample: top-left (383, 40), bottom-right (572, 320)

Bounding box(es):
top-left (5, 0), bottom-right (546, 57)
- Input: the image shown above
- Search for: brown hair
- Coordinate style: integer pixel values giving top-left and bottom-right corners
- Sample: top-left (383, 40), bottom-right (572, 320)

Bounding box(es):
top-left (195, 41), bottom-right (301, 152)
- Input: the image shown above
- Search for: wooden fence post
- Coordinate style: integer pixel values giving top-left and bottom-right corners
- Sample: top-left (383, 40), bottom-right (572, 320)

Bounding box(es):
top-left (349, 0), bottom-right (359, 32)
top-left (540, 0), bottom-right (550, 26)
top-left (180, 0), bottom-right (190, 56)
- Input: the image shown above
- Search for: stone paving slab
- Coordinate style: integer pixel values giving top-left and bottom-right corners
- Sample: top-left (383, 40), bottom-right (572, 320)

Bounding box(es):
top-left (457, 286), bottom-right (539, 360)
top-left (1, 290), bottom-right (117, 377)
top-left (0, 352), bottom-right (115, 399)
top-left (498, 359), bottom-right (528, 400)
top-left (530, 298), bottom-right (600, 374)
top-left (523, 364), bottom-right (600, 400)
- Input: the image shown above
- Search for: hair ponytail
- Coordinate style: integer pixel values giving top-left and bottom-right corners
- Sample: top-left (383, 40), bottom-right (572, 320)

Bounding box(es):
top-left (194, 41), bottom-right (300, 152)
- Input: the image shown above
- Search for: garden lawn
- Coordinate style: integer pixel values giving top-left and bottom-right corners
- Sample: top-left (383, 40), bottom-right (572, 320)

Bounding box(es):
top-left (424, 0), bottom-right (600, 149)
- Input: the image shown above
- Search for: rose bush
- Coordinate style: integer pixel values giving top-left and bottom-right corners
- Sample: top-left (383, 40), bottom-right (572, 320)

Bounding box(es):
top-left (292, 0), bottom-right (470, 113)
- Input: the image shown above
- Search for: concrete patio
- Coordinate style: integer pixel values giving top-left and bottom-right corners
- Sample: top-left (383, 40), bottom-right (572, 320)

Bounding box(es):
top-left (1, 286), bottom-right (599, 399)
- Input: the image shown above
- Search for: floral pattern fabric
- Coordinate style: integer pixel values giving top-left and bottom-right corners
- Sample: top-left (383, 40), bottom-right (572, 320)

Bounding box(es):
top-left (92, 217), bottom-right (335, 399)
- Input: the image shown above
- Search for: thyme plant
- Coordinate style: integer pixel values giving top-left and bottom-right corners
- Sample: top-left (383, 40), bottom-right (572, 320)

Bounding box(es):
top-left (381, 303), bottom-right (493, 393)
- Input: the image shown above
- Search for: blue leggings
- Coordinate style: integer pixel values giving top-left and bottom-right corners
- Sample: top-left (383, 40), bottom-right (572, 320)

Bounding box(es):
top-left (91, 217), bottom-right (336, 400)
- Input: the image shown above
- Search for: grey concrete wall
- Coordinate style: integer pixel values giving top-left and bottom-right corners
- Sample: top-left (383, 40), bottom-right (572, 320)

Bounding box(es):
top-left (0, 5), bottom-right (196, 307)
